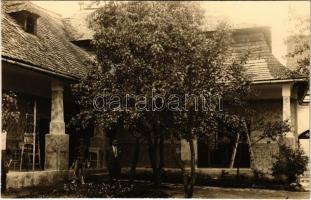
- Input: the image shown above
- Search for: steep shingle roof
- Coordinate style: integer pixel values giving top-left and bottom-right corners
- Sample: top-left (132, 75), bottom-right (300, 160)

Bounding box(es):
top-left (63, 9), bottom-right (94, 41)
top-left (231, 27), bottom-right (292, 81)
top-left (244, 59), bottom-right (273, 81)
top-left (1, 2), bottom-right (90, 79)
top-left (3, 2), bottom-right (294, 82)
top-left (64, 10), bottom-right (292, 82)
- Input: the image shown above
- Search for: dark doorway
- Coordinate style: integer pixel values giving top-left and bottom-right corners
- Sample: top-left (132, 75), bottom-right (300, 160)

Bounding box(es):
top-left (198, 141), bottom-right (233, 168)
top-left (37, 118), bottom-right (49, 170)
top-left (198, 128), bottom-right (250, 168)
top-left (198, 142), bottom-right (210, 167)
top-left (235, 143), bottom-right (251, 168)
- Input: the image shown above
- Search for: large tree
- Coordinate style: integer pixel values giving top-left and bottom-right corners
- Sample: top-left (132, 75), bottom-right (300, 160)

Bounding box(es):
top-left (72, 1), bottom-right (251, 197)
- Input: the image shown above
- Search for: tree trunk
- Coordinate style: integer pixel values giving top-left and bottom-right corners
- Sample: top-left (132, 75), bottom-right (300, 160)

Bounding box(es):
top-left (184, 138), bottom-right (196, 198)
top-left (147, 134), bottom-right (156, 171)
top-left (169, 137), bottom-right (195, 198)
top-left (245, 129), bottom-right (255, 167)
top-left (229, 132), bottom-right (240, 168)
top-left (147, 131), bottom-right (162, 186)
top-left (159, 134), bottom-right (164, 169)
top-left (156, 134), bottom-right (164, 185)
top-left (242, 120), bottom-right (255, 168)
top-left (129, 137), bottom-right (140, 183)
top-left (153, 134), bottom-right (161, 186)
top-left (169, 130), bottom-right (196, 198)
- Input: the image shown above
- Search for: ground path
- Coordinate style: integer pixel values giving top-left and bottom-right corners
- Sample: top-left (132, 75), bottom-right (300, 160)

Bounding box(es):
top-left (168, 185), bottom-right (309, 198)
top-left (2, 181), bottom-right (308, 199)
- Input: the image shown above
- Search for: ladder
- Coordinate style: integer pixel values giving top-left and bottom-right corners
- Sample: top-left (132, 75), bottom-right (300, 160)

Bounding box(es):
top-left (19, 101), bottom-right (41, 171)
top-left (11, 148), bottom-right (21, 170)
top-left (19, 133), bottom-right (41, 170)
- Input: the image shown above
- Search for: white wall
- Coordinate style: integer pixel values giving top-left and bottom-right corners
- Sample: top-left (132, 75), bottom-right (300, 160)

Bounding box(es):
top-left (300, 139), bottom-right (310, 157)
top-left (297, 103), bottom-right (309, 157)
top-left (297, 103), bottom-right (309, 134)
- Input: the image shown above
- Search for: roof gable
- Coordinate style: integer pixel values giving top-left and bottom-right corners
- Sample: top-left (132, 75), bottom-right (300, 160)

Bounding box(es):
top-left (2, 2), bottom-right (90, 79)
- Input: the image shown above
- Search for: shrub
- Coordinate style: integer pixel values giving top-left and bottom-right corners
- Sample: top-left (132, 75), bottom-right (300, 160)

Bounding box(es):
top-left (272, 144), bottom-right (308, 183)
top-left (42, 182), bottom-right (135, 198)
top-left (2, 91), bottom-right (20, 132)
top-left (252, 169), bottom-right (265, 180)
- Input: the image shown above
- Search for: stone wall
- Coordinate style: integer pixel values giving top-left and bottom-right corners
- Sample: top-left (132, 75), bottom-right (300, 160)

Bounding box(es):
top-left (6, 170), bottom-right (73, 189)
top-left (249, 99), bottom-right (282, 173)
top-left (252, 143), bottom-right (279, 173)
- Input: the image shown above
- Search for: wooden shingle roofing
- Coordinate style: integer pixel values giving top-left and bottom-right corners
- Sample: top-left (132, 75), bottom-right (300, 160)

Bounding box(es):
top-left (2, 2), bottom-right (90, 80)
top-left (63, 9), bottom-right (94, 42)
top-left (231, 27), bottom-right (294, 81)
top-left (64, 9), bottom-right (295, 82)
top-left (2, 2), bottom-right (301, 82)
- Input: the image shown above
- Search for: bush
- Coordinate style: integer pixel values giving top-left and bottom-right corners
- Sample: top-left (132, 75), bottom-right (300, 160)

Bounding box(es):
top-left (30, 182), bottom-right (134, 198)
top-left (272, 144), bottom-right (308, 183)
top-left (63, 182), bottom-right (134, 198)
top-left (2, 91), bottom-right (20, 132)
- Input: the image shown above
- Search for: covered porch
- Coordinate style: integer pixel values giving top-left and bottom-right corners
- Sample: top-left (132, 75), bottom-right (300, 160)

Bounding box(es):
top-left (180, 80), bottom-right (307, 173)
top-left (2, 59), bottom-right (79, 189)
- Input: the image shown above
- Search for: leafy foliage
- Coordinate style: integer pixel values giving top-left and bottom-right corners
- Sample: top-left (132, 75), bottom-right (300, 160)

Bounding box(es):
top-left (72, 2), bottom-right (251, 131)
top-left (246, 120), bottom-right (292, 146)
top-left (1, 91), bottom-right (20, 133)
top-left (33, 182), bottom-right (133, 198)
top-left (272, 144), bottom-right (308, 183)
top-left (262, 120), bottom-right (291, 141)
top-left (72, 1), bottom-right (251, 197)
top-left (285, 16), bottom-right (310, 79)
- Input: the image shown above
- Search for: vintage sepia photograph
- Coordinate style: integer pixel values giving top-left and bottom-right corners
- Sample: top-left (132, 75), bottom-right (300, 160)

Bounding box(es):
top-left (0, 0), bottom-right (310, 198)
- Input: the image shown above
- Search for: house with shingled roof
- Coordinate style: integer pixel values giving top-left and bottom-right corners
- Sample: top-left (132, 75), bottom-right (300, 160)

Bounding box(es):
top-left (1, 1), bottom-right (309, 189)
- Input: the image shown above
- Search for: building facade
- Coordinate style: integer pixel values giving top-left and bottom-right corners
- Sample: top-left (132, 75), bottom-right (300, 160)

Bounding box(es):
top-left (1, 2), bottom-right (309, 189)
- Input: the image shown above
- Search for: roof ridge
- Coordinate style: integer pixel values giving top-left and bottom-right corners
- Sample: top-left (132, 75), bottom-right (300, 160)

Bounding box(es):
top-left (29, 2), bottom-right (62, 18)
top-left (5, 1), bottom-right (62, 19)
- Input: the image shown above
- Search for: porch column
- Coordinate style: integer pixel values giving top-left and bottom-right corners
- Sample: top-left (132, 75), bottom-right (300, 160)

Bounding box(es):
top-left (282, 84), bottom-right (295, 148)
top-left (45, 80), bottom-right (69, 170)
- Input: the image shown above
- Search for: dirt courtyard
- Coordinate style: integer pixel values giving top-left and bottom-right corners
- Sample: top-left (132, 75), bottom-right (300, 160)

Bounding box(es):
top-left (2, 181), bottom-right (309, 199)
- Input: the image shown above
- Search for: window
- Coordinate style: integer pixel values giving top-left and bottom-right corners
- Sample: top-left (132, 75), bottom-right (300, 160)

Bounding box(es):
top-left (25, 16), bottom-right (36, 34)
top-left (9, 11), bottom-right (38, 35)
